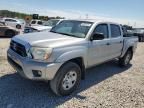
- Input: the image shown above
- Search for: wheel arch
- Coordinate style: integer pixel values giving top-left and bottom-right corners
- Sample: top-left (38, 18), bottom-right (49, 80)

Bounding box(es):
top-left (121, 46), bottom-right (134, 58)
top-left (127, 46), bottom-right (134, 59)
top-left (56, 57), bottom-right (86, 80)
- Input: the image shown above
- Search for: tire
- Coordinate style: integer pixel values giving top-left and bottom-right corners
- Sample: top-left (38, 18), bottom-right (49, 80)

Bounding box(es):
top-left (5, 30), bottom-right (15, 37)
top-left (119, 50), bottom-right (133, 67)
top-left (16, 24), bottom-right (21, 29)
top-left (50, 62), bottom-right (81, 96)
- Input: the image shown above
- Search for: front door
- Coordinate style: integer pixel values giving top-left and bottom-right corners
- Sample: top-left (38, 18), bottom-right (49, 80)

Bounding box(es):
top-left (88, 23), bottom-right (112, 67)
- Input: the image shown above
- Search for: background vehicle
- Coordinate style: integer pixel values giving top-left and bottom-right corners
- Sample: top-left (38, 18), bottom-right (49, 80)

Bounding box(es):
top-left (24, 26), bottom-right (40, 33)
top-left (7, 19), bottom-right (138, 96)
top-left (122, 26), bottom-right (144, 42)
top-left (133, 28), bottom-right (144, 42)
top-left (0, 22), bottom-right (19, 37)
top-left (43, 19), bottom-right (62, 28)
top-left (24, 19), bottom-right (63, 33)
top-left (0, 18), bottom-right (26, 29)
top-left (30, 20), bottom-right (43, 26)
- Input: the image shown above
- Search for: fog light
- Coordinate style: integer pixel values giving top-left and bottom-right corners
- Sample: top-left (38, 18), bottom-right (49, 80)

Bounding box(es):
top-left (32, 70), bottom-right (42, 77)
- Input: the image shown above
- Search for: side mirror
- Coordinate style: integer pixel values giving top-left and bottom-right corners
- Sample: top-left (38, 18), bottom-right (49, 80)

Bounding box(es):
top-left (90, 32), bottom-right (105, 41)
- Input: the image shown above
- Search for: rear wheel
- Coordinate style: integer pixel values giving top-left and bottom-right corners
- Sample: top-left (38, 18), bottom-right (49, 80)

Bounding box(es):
top-left (5, 30), bottom-right (15, 37)
top-left (119, 50), bottom-right (133, 67)
top-left (50, 62), bottom-right (81, 96)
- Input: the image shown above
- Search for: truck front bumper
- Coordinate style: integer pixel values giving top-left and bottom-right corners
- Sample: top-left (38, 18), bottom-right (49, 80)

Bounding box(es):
top-left (7, 49), bottom-right (63, 81)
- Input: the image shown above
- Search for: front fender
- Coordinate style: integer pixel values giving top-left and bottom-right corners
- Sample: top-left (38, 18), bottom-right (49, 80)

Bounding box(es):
top-left (55, 49), bottom-right (87, 67)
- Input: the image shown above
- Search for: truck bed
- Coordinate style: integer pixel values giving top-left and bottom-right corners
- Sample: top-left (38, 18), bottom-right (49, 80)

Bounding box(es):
top-left (121, 36), bottom-right (138, 57)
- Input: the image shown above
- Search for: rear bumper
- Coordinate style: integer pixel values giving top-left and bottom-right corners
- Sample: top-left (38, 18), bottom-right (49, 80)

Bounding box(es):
top-left (7, 48), bottom-right (63, 81)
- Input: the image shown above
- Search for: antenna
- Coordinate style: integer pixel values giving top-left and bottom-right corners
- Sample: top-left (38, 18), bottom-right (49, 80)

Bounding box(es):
top-left (134, 22), bottom-right (136, 27)
top-left (86, 14), bottom-right (88, 19)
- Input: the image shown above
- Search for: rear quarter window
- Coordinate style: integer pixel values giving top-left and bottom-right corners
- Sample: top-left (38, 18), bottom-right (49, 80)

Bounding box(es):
top-left (38, 21), bottom-right (43, 25)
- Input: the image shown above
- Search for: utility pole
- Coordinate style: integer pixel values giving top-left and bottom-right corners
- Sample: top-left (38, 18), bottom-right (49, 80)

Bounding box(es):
top-left (128, 22), bottom-right (130, 26)
top-left (134, 22), bottom-right (136, 27)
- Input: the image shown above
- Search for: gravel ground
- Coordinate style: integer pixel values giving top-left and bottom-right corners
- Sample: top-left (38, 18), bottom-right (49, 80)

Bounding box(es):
top-left (0, 38), bottom-right (144, 108)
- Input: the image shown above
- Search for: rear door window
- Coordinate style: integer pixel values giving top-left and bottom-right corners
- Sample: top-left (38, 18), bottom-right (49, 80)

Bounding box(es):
top-left (110, 24), bottom-right (121, 38)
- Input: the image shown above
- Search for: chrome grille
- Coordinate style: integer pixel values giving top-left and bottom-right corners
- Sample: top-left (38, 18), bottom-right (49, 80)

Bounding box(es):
top-left (10, 40), bottom-right (27, 57)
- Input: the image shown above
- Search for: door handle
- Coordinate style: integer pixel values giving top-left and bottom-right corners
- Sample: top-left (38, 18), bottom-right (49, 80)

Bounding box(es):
top-left (106, 43), bottom-right (111, 45)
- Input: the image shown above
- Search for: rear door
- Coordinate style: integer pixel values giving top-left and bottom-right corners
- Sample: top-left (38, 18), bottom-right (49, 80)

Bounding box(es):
top-left (108, 24), bottom-right (123, 58)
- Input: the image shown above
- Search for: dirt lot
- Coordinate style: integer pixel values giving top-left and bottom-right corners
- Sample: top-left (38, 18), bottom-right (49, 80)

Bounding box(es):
top-left (0, 38), bottom-right (144, 108)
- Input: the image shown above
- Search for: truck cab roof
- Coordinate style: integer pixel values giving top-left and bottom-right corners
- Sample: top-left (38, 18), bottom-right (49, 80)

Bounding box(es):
top-left (63, 19), bottom-right (120, 24)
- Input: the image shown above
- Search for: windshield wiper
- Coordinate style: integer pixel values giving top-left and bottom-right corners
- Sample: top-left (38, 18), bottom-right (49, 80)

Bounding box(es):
top-left (58, 32), bottom-right (73, 36)
top-left (58, 32), bottom-right (82, 38)
top-left (50, 31), bottom-right (57, 33)
top-left (50, 31), bottom-right (72, 36)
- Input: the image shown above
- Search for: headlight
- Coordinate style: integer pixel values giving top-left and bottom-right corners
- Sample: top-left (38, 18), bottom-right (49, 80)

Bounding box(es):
top-left (29, 47), bottom-right (52, 60)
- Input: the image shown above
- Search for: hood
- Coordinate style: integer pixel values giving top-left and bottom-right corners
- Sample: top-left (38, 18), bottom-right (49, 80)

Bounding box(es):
top-left (31, 25), bottom-right (52, 31)
top-left (13, 31), bottom-right (84, 48)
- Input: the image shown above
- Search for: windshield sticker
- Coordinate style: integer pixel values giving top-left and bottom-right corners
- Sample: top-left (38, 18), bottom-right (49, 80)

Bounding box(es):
top-left (81, 23), bottom-right (92, 27)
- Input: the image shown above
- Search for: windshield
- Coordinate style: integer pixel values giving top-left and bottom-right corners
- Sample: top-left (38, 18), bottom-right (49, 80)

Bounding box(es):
top-left (44, 20), bottom-right (59, 27)
top-left (50, 20), bottom-right (93, 38)
top-left (31, 20), bottom-right (36, 24)
top-left (0, 22), bottom-right (5, 26)
top-left (19, 19), bottom-right (25, 23)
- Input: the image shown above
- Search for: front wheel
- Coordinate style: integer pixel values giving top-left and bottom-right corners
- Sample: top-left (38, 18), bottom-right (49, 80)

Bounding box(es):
top-left (119, 50), bottom-right (133, 67)
top-left (50, 62), bottom-right (81, 96)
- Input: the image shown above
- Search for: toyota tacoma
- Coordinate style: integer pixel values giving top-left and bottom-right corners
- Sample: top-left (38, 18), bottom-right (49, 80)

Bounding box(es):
top-left (7, 19), bottom-right (138, 96)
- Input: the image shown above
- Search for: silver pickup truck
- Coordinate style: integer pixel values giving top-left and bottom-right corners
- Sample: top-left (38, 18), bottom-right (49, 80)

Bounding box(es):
top-left (7, 19), bottom-right (138, 96)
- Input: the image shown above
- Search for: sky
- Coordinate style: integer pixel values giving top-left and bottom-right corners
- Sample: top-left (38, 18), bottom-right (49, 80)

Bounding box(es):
top-left (0, 0), bottom-right (144, 27)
